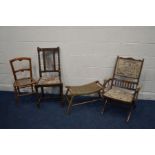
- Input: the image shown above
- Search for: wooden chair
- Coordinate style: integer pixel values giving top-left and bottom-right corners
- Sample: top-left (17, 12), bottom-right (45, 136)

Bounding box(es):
top-left (9, 57), bottom-right (36, 103)
top-left (102, 56), bottom-right (144, 122)
top-left (35, 47), bottom-right (63, 105)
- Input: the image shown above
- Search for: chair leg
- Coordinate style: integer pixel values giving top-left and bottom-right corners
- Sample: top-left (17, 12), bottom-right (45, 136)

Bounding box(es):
top-left (60, 84), bottom-right (63, 96)
top-left (35, 85), bottom-right (40, 108)
top-left (31, 85), bottom-right (34, 93)
top-left (98, 91), bottom-right (101, 98)
top-left (60, 84), bottom-right (64, 106)
top-left (41, 87), bottom-right (44, 97)
top-left (101, 99), bottom-right (108, 114)
top-left (14, 86), bottom-right (19, 104)
top-left (126, 105), bottom-right (134, 122)
top-left (66, 96), bottom-right (74, 114)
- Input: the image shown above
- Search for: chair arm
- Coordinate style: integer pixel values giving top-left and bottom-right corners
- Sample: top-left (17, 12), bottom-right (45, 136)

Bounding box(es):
top-left (102, 78), bottom-right (113, 93)
top-left (103, 78), bottom-right (113, 87)
top-left (136, 85), bottom-right (142, 93)
top-left (96, 81), bottom-right (104, 88)
top-left (134, 84), bottom-right (142, 101)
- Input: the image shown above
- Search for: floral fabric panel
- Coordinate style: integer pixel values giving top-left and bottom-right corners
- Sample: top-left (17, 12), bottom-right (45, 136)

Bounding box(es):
top-left (115, 58), bottom-right (142, 78)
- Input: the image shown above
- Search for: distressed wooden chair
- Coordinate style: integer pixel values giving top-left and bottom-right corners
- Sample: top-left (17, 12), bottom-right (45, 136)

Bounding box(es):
top-left (102, 56), bottom-right (144, 122)
top-left (9, 57), bottom-right (36, 103)
top-left (35, 47), bottom-right (63, 105)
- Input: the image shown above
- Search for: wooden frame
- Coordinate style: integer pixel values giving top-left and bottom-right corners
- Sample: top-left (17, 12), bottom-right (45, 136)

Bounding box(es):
top-left (102, 56), bottom-right (144, 122)
top-left (35, 47), bottom-right (63, 106)
top-left (65, 81), bottom-right (103, 114)
top-left (9, 57), bottom-right (36, 104)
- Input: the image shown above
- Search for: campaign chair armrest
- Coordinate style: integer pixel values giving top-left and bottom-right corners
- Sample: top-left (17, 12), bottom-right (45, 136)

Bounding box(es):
top-left (134, 84), bottom-right (142, 101)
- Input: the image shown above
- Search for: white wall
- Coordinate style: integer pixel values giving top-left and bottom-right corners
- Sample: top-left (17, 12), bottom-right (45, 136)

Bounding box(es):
top-left (0, 26), bottom-right (155, 99)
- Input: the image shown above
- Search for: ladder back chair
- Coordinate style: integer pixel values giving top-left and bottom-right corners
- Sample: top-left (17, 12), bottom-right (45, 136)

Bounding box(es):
top-left (102, 56), bottom-right (144, 122)
top-left (9, 57), bottom-right (36, 103)
top-left (35, 47), bottom-right (63, 105)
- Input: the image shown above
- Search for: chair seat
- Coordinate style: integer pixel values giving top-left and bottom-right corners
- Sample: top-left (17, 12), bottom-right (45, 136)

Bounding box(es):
top-left (38, 76), bottom-right (61, 85)
top-left (14, 78), bottom-right (36, 87)
top-left (104, 87), bottom-right (134, 103)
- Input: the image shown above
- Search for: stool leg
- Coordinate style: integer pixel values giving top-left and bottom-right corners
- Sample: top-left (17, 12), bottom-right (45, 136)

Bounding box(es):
top-left (67, 96), bottom-right (74, 114)
top-left (65, 89), bottom-right (69, 106)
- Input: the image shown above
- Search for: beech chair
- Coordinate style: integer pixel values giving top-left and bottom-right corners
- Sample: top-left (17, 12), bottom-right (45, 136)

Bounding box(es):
top-left (9, 57), bottom-right (36, 103)
top-left (35, 47), bottom-right (63, 105)
top-left (102, 56), bottom-right (144, 122)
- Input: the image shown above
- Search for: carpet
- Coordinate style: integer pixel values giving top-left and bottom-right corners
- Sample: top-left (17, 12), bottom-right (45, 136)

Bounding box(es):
top-left (0, 91), bottom-right (155, 129)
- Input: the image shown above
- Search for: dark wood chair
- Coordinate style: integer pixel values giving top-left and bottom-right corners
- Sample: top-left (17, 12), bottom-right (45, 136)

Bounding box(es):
top-left (102, 56), bottom-right (144, 122)
top-left (35, 47), bottom-right (63, 105)
top-left (9, 57), bottom-right (36, 103)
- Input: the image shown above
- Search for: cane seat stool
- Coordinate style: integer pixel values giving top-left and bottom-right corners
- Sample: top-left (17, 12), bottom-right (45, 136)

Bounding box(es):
top-left (65, 81), bottom-right (103, 113)
top-left (102, 56), bottom-right (144, 122)
top-left (35, 47), bottom-right (63, 106)
top-left (9, 57), bottom-right (37, 104)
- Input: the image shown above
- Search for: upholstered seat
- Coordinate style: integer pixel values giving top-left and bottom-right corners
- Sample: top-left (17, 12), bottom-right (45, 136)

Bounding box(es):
top-left (104, 87), bottom-right (134, 103)
top-left (38, 76), bottom-right (61, 85)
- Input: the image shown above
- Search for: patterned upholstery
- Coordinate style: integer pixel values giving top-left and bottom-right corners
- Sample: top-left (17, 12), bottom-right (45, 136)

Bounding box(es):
top-left (102, 57), bottom-right (144, 122)
top-left (14, 78), bottom-right (36, 87)
top-left (115, 58), bottom-right (143, 79)
top-left (38, 76), bottom-right (61, 85)
top-left (104, 86), bottom-right (134, 103)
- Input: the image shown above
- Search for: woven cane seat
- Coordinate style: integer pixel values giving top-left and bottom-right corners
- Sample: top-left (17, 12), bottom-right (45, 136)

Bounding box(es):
top-left (14, 78), bottom-right (36, 87)
top-left (66, 81), bottom-right (103, 96)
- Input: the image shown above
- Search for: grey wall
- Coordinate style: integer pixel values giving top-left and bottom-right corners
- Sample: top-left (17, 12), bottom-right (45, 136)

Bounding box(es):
top-left (0, 26), bottom-right (155, 99)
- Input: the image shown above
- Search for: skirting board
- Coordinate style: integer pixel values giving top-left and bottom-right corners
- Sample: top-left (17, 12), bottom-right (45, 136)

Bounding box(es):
top-left (0, 84), bottom-right (155, 100)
